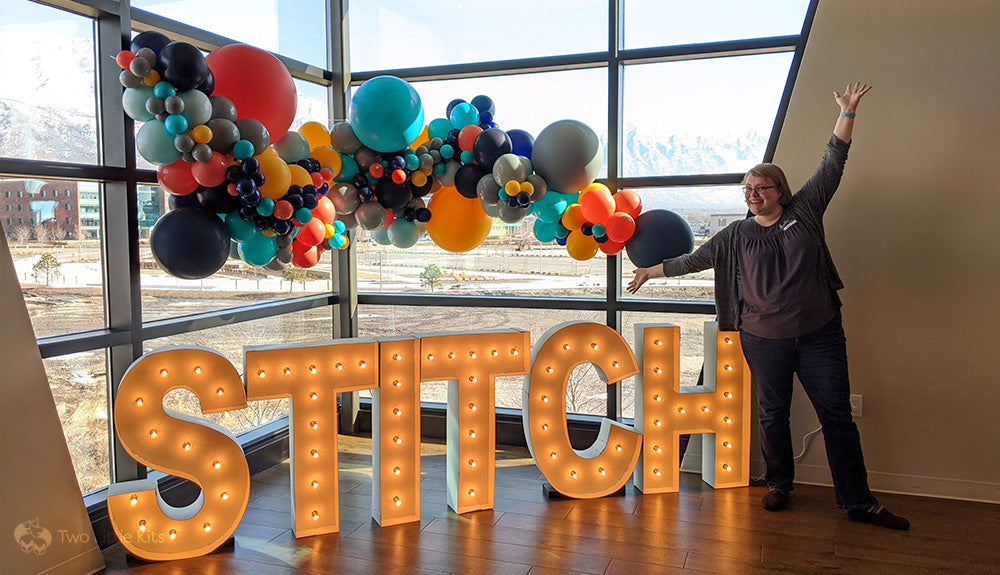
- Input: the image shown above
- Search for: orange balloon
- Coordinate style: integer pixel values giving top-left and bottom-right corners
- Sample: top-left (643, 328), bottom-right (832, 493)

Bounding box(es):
top-left (310, 146), bottom-right (342, 179)
top-left (579, 185), bottom-right (615, 224)
top-left (256, 147), bottom-right (291, 201)
top-left (409, 125), bottom-right (429, 150)
top-left (604, 212), bottom-right (636, 243)
top-left (288, 163), bottom-right (313, 188)
top-left (298, 121), bottom-right (331, 149)
top-left (561, 203), bottom-right (586, 231)
top-left (312, 195), bottom-right (336, 224)
top-left (614, 190), bottom-right (643, 218)
top-left (292, 244), bottom-right (320, 268)
top-left (296, 216), bottom-right (326, 247)
top-left (425, 186), bottom-right (492, 253)
top-left (599, 239), bottom-right (625, 256)
top-left (565, 231), bottom-right (599, 261)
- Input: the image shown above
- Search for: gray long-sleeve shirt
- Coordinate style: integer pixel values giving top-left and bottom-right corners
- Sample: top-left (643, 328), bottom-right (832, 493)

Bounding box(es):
top-left (660, 135), bottom-right (850, 332)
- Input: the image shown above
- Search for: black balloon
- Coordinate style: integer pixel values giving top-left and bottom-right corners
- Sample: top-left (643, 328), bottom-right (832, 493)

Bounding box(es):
top-left (374, 178), bottom-right (413, 210)
top-left (196, 69), bottom-right (215, 96)
top-left (130, 31), bottom-right (171, 58)
top-left (624, 209), bottom-right (695, 268)
top-left (160, 41), bottom-right (209, 91)
top-left (446, 98), bottom-right (467, 117)
top-left (150, 208), bottom-right (231, 279)
top-left (197, 184), bottom-right (241, 213)
top-left (472, 128), bottom-right (511, 171)
top-left (454, 163), bottom-right (487, 199)
top-left (167, 193), bottom-right (201, 210)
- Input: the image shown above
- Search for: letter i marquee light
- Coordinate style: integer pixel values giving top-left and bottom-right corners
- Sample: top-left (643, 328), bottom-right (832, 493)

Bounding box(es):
top-left (107, 348), bottom-right (251, 561)
top-left (633, 322), bottom-right (751, 492)
top-left (523, 322), bottom-right (642, 498)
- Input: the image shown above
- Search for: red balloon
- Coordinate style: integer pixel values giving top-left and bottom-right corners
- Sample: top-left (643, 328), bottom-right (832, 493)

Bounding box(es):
top-left (605, 212), bottom-right (636, 243)
top-left (292, 243), bottom-right (320, 268)
top-left (614, 190), bottom-right (643, 218)
top-left (311, 196), bottom-right (336, 224)
top-left (296, 216), bottom-right (326, 246)
top-left (273, 200), bottom-right (294, 221)
top-left (599, 239), bottom-right (626, 256)
top-left (206, 44), bottom-right (297, 138)
top-left (157, 158), bottom-right (198, 196)
top-left (190, 151), bottom-right (229, 188)
top-left (458, 125), bottom-right (482, 151)
top-left (580, 187), bottom-right (615, 224)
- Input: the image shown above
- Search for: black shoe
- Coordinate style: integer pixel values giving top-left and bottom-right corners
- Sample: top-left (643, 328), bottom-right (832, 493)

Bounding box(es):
top-left (848, 505), bottom-right (910, 530)
top-left (762, 488), bottom-right (789, 511)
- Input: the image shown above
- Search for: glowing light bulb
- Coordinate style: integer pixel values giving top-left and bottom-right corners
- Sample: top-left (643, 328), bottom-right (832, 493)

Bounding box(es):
top-left (541, 423), bottom-right (549, 431)
top-left (677, 407), bottom-right (687, 414)
top-left (570, 470), bottom-right (578, 479)
top-left (724, 416), bottom-right (733, 424)
top-left (491, 349), bottom-right (499, 357)
top-left (653, 394), bottom-right (662, 402)
top-left (724, 337), bottom-right (733, 345)
top-left (310, 420), bottom-right (319, 430)
top-left (393, 379), bottom-right (402, 387)
top-left (203, 523), bottom-right (211, 533)
top-left (393, 435), bottom-right (403, 444)
top-left (448, 352), bottom-right (455, 359)
top-left (312, 511), bottom-right (319, 520)
top-left (468, 430), bottom-right (477, 438)
top-left (335, 362), bottom-right (343, 370)
top-left (653, 367), bottom-right (662, 374)
top-left (149, 429), bottom-right (158, 438)
top-left (311, 481), bottom-right (320, 489)
top-left (653, 445), bottom-right (662, 453)
top-left (310, 392), bottom-right (318, 400)
top-left (135, 398), bottom-right (143, 406)
top-left (722, 463), bottom-right (732, 471)
top-left (469, 351), bottom-right (477, 358)
top-left (310, 449), bottom-right (319, 458)
top-left (615, 444), bottom-right (623, 452)
top-left (220, 491), bottom-right (229, 501)
top-left (358, 360), bottom-right (367, 368)
top-left (393, 353), bottom-right (402, 361)
top-left (393, 496), bottom-right (402, 506)
top-left (541, 395), bottom-right (549, 403)
top-left (309, 365), bottom-right (317, 374)
top-left (468, 376), bottom-right (478, 383)
top-left (468, 403), bottom-right (477, 411)
top-left (182, 442), bottom-right (191, 451)
top-left (468, 459), bottom-right (477, 467)
top-left (653, 339), bottom-right (662, 346)
top-left (612, 361), bottom-right (620, 368)
top-left (138, 520), bottom-right (146, 532)
top-left (283, 367), bottom-right (291, 375)
top-left (257, 369), bottom-right (266, 378)
top-left (468, 489), bottom-right (476, 497)
top-left (212, 461), bottom-right (221, 469)
top-left (653, 468), bottom-right (662, 477)
top-left (653, 419), bottom-right (662, 427)
top-left (562, 343), bottom-right (572, 351)
top-left (426, 354), bottom-right (435, 361)
top-left (591, 342), bottom-right (599, 350)
top-left (130, 495), bottom-right (138, 506)
top-left (168, 529), bottom-right (176, 540)
top-left (216, 387), bottom-right (224, 397)
top-left (393, 466), bottom-right (401, 475)
top-left (550, 452), bottom-right (557, 459)
top-left (510, 348), bottom-right (519, 356)
top-left (545, 366), bottom-right (554, 373)
top-left (193, 366), bottom-right (202, 375)
top-left (393, 408), bottom-right (402, 416)
top-left (701, 406), bottom-right (711, 413)
top-left (598, 467), bottom-right (606, 476)
top-left (159, 369), bottom-right (168, 377)
top-left (723, 441), bottom-right (733, 449)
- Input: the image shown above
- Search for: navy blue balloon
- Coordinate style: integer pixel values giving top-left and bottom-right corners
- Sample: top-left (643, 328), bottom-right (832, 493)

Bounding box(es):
top-left (150, 208), bottom-right (231, 279)
top-left (507, 129), bottom-right (534, 159)
top-left (197, 184), bottom-right (241, 213)
top-left (167, 192), bottom-right (201, 210)
top-left (446, 98), bottom-right (467, 117)
top-left (471, 95), bottom-right (495, 116)
top-left (160, 41), bottom-right (209, 92)
top-left (130, 31), bottom-right (171, 57)
top-left (625, 209), bottom-right (695, 268)
top-left (196, 69), bottom-right (215, 96)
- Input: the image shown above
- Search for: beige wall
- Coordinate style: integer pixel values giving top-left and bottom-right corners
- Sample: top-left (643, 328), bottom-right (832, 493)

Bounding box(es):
top-left (771, 0), bottom-right (1000, 501)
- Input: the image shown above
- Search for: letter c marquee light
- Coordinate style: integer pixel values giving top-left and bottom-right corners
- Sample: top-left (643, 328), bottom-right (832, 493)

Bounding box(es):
top-left (523, 322), bottom-right (641, 498)
top-left (107, 347), bottom-right (250, 561)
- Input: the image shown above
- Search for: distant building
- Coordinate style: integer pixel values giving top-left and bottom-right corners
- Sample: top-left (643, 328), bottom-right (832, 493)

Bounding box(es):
top-left (707, 213), bottom-right (747, 236)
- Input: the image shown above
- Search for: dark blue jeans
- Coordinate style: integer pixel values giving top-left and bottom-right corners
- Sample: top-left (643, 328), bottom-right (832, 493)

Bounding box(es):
top-left (740, 315), bottom-right (877, 510)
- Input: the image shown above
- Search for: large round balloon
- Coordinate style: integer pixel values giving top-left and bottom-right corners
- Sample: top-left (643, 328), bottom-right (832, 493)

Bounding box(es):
top-left (150, 208), bottom-right (230, 279)
top-left (160, 42), bottom-right (209, 92)
top-left (425, 186), bottom-right (492, 253)
top-left (532, 119), bottom-right (602, 193)
top-left (472, 128), bottom-right (511, 171)
top-left (207, 44), bottom-right (297, 138)
top-left (624, 209), bottom-right (694, 268)
top-left (349, 75), bottom-right (424, 153)
top-left (137, 120), bottom-right (182, 166)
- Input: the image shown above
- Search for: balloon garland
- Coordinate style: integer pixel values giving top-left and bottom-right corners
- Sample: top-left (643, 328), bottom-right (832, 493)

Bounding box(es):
top-left (117, 33), bottom-right (692, 280)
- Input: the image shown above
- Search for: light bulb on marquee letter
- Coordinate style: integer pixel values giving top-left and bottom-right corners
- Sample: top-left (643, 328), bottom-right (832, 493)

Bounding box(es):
top-left (372, 338), bottom-right (421, 526)
top-left (246, 339), bottom-right (379, 537)
top-left (523, 322), bottom-right (641, 498)
top-left (107, 348), bottom-right (250, 561)
top-left (420, 330), bottom-right (530, 514)
top-left (632, 322), bottom-right (751, 493)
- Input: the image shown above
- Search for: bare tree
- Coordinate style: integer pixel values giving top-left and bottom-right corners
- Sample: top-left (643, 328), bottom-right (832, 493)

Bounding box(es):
top-left (32, 222), bottom-right (52, 244)
top-left (10, 224), bottom-right (31, 246)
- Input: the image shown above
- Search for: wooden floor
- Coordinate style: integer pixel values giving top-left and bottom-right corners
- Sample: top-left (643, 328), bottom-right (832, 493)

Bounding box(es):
top-left (102, 435), bottom-right (1000, 575)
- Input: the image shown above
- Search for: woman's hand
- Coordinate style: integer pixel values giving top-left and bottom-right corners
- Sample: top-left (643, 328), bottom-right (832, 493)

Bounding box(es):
top-left (833, 81), bottom-right (872, 113)
top-left (627, 265), bottom-right (664, 294)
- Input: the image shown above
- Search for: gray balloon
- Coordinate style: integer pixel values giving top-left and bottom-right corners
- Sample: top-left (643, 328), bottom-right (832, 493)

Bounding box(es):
top-left (480, 199), bottom-right (499, 218)
top-left (207, 118), bottom-right (239, 153)
top-left (276, 234), bottom-right (293, 248)
top-left (145, 97), bottom-right (165, 116)
top-left (210, 95), bottom-right (238, 122)
top-left (135, 47), bottom-right (157, 67)
top-left (276, 248), bottom-right (294, 264)
top-left (264, 258), bottom-right (285, 271)
top-left (354, 201), bottom-right (387, 230)
top-left (235, 118), bottom-right (270, 155)
top-left (527, 174), bottom-right (548, 201)
top-left (191, 143), bottom-right (213, 163)
top-left (164, 95), bottom-right (185, 115)
top-left (331, 122), bottom-right (362, 154)
top-left (497, 200), bottom-right (528, 223)
top-left (436, 159), bottom-right (460, 187)
top-left (477, 174), bottom-right (501, 205)
top-left (492, 153), bottom-right (527, 186)
top-left (531, 119), bottom-right (602, 193)
top-left (181, 152), bottom-right (195, 163)
top-left (328, 182), bottom-right (362, 215)
top-left (129, 56), bottom-right (151, 78)
top-left (119, 69), bottom-right (142, 89)
top-left (173, 133), bottom-right (196, 154)
top-left (338, 210), bottom-right (358, 230)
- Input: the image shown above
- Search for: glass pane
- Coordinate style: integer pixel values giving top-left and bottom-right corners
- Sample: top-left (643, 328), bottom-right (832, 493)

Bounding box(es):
top-left (138, 183), bottom-right (335, 322)
top-left (0, 0), bottom-right (97, 164)
top-left (131, 0), bottom-right (329, 68)
top-left (623, 0), bottom-right (809, 50)
top-left (4, 178), bottom-right (107, 337)
top-left (44, 349), bottom-right (111, 495)
top-left (349, 1), bottom-right (607, 70)
top-left (622, 53), bottom-right (792, 177)
top-left (142, 307), bottom-right (334, 436)
top-left (357, 304), bottom-right (606, 415)
top-left (620, 311), bottom-right (715, 419)
top-left (291, 78), bottom-right (330, 132)
top-left (621, 185), bottom-right (747, 302)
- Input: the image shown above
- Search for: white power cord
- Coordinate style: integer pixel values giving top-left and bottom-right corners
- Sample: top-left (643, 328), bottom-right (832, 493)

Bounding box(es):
top-left (793, 425), bottom-right (823, 461)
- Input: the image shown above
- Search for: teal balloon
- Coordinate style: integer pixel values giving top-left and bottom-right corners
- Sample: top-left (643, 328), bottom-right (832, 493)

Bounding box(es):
top-left (232, 139), bottom-right (255, 160)
top-left (330, 234), bottom-right (347, 249)
top-left (164, 114), bottom-right (189, 135)
top-left (387, 219), bottom-right (420, 248)
top-left (136, 119), bottom-right (182, 165)
top-left (333, 220), bottom-right (346, 234)
top-left (349, 75), bottom-right (425, 153)
top-left (225, 211), bottom-right (257, 241)
top-left (428, 118), bottom-right (453, 140)
top-left (178, 89), bottom-right (212, 127)
top-left (533, 218), bottom-right (557, 243)
top-left (533, 191), bottom-right (569, 224)
top-left (294, 207), bottom-right (313, 224)
top-left (335, 154), bottom-right (360, 183)
top-left (449, 102), bottom-right (479, 129)
top-left (256, 198), bottom-right (275, 216)
top-left (153, 81), bottom-right (176, 99)
top-left (238, 231), bottom-right (278, 266)
top-left (554, 223), bottom-right (570, 239)
top-left (122, 86), bottom-right (155, 122)
top-left (371, 225), bottom-right (391, 246)
top-left (273, 131), bottom-right (312, 163)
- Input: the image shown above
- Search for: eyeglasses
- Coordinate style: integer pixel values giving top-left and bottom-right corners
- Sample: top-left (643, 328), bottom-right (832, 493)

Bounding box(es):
top-left (742, 185), bottom-right (778, 196)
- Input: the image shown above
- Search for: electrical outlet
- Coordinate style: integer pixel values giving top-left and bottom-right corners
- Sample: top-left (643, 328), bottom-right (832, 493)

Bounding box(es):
top-left (849, 394), bottom-right (863, 417)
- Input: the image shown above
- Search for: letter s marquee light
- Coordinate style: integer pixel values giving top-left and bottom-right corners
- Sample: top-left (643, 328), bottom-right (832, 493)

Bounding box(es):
top-left (107, 348), bottom-right (250, 561)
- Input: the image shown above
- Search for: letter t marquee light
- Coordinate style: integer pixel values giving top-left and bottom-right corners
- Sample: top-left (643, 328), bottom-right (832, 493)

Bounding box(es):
top-left (633, 322), bottom-right (751, 492)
